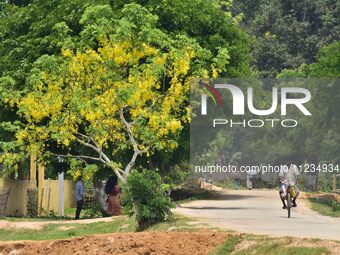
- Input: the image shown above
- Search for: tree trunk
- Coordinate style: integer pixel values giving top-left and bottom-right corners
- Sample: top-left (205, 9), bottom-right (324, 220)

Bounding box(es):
top-left (17, 162), bottom-right (24, 180)
top-left (93, 178), bottom-right (108, 213)
top-left (132, 201), bottom-right (146, 230)
top-left (148, 155), bottom-right (154, 170)
top-left (9, 171), bottom-right (15, 180)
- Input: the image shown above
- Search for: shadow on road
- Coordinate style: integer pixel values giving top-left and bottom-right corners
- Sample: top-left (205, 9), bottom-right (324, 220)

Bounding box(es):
top-left (206, 192), bottom-right (259, 201)
top-left (181, 206), bottom-right (250, 210)
top-left (278, 216), bottom-right (298, 219)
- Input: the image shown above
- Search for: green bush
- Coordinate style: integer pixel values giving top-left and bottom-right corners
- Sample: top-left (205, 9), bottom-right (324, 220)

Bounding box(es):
top-left (84, 203), bottom-right (104, 218)
top-left (331, 201), bottom-right (340, 212)
top-left (317, 172), bottom-right (333, 192)
top-left (121, 169), bottom-right (175, 230)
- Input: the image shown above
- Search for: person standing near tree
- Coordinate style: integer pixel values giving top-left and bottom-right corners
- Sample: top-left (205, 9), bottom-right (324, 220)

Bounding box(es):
top-left (105, 175), bottom-right (122, 216)
top-left (75, 176), bottom-right (84, 219)
top-left (246, 173), bottom-right (253, 190)
top-left (234, 177), bottom-right (239, 190)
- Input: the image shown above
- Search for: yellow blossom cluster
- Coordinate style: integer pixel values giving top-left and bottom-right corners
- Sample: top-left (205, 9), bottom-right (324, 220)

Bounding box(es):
top-left (16, 39), bottom-right (195, 160)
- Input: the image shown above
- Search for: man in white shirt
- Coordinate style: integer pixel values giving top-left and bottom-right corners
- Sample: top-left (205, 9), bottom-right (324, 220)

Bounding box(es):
top-left (279, 159), bottom-right (300, 209)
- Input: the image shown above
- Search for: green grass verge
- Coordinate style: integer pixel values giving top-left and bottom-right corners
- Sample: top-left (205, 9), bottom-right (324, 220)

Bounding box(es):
top-left (3, 216), bottom-right (72, 222)
top-left (0, 216), bottom-right (136, 241)
top-left (234, 241), bottom-right (330, 255)
top-left (0, 214), bottom-right (201, 241)
top-left (64, 207), bottom-right (76, 217)
top-left (209, 236), bottom-right (242, 255)
top-left (308, 197), bottom-right (340, 217)
top-left (211, 235), bottom-right (331, 255)
top-left (145, 214), bottom-right (204, 232)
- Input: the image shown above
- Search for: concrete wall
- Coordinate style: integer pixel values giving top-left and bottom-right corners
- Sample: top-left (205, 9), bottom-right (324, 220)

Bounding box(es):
top-left (0, 178), bottom-right (36, 216)
top-left (0, 178), bottom-right (76, 216)
top-left (40, 179), bottom-right (76, 215)
top-left (40, 179), bottom-right (76, 214)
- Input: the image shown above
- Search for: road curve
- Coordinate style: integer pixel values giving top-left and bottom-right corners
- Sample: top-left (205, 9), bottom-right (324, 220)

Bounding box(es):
top-left (174, 189), bottom-right (340, 240)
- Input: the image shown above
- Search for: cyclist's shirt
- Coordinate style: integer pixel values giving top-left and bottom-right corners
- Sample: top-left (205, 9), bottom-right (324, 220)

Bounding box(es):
top-left (279, 164), bottom-right (299, 182)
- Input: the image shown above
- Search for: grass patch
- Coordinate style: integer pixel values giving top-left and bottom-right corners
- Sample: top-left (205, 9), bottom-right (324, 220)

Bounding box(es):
top-left (3, 216), bottom-right (72, 222)
top-left (234, 242), bottom-right (330, 255)
top-left (309, 197), bottom-right (340, 217)
top-left (0, 216), bottom-right (136, 241)
top-left (0, 214), bottom-right (201, 241)
top-left (64, 207), bottom-right (76, 217)
top-left (209, 236), bottom-right (242, 255)
top-left (211, 235), bottom-right (331, 255)
top-left (145, 214), bottom-right (205, 232)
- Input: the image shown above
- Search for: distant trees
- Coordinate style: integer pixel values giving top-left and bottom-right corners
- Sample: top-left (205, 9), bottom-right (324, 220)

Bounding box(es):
top-left (234, 0), bottom-right (340, 77)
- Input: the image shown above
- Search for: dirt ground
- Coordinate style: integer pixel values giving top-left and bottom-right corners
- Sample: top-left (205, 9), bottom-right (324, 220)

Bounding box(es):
top-left (0, 231), bottom-right (228, 255)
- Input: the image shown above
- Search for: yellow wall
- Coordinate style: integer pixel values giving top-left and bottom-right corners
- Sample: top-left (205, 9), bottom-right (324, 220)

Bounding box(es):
top-left (40, 179), bottom-right (76, 214)
top-left (0, 178), bottom-right (76, 216)
top-left (0, 178), bottom-right (36, 216)
top-left (63, 180), bottom-right (76, 209)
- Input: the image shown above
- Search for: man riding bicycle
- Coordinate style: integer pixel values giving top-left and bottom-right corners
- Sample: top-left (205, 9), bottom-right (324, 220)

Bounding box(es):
top-left (279, 159), bottom-right (300, 209)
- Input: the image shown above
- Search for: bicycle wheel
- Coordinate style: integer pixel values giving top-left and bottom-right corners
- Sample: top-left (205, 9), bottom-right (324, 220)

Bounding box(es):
top-left (287, 193), bottom-right (291, 218)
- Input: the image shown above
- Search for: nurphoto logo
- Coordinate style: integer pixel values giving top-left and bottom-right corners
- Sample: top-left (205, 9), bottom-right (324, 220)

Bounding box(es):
top-left (198, 81), bottom-right (312, 128)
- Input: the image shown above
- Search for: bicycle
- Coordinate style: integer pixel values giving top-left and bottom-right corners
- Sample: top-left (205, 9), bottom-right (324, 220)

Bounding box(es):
top-left (281, 180), bottom-right (297, 218)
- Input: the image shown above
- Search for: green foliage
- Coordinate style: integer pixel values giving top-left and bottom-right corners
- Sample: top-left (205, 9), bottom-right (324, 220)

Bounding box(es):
top-left (112, 0), bottom-right (252, 77)
top-left (26, 202), bottom-right (37, 218)
top-left (331, 200), bottom-right (340, 212)
top-left (121, 169), bottom-right (175, 229)
top-left (162, 164), bottom-right (190, 186)
top-left (0, 0), bottom-right (251, 181)
top-left (48, 209), bottom-right (56, 217)
top-left (83, 203), bottom-right (104, 218)
top-left (203, 41), bottom-right (340, 190)
top-left (66, 159), bottom-right (98, 182)
top-left (309, 197), bottom-right (340, 217)
top-left (316, 172), bottom-right (333, 192)
top-left (309, 41), bottom-right (340, 77)
top-left (234, 0), bottom-right (340, 77)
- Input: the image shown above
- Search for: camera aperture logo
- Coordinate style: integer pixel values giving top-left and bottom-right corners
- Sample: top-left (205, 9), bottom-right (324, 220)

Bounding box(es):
top-left (200, 82), bottom-right (312, 128)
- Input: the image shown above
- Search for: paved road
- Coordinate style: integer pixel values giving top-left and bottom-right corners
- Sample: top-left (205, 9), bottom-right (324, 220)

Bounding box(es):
top-left (174, 189), bottom-right (340, 240)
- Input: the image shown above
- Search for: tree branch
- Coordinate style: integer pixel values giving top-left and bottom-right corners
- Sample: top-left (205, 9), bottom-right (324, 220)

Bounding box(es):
top-left (76, 137), bottom-right (100, 153)
top-left (120, 108), bottom-right (139, 151)
top-left (120, 107), bottom-right (151, 175)
top-left (75, 135), bottom-right (126, 182)
top-left (50, 153), bottom-right (101, 162)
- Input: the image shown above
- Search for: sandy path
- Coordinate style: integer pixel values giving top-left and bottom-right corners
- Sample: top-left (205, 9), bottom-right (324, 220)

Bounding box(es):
top-left (0, 216), bottom-right (121, 230)
top-left (174, 189), bottom-right (340, 241)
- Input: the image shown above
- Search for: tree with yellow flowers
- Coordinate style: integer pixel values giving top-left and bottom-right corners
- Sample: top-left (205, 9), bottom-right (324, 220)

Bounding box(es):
top-left (0, 2), bottom-right (249, 182)
top-left (0, 2), bottom-right (238, 178)
top-left (0, 2), bottom-right (247, 224)
top-left (3, 39), bottom-right (195, 184)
